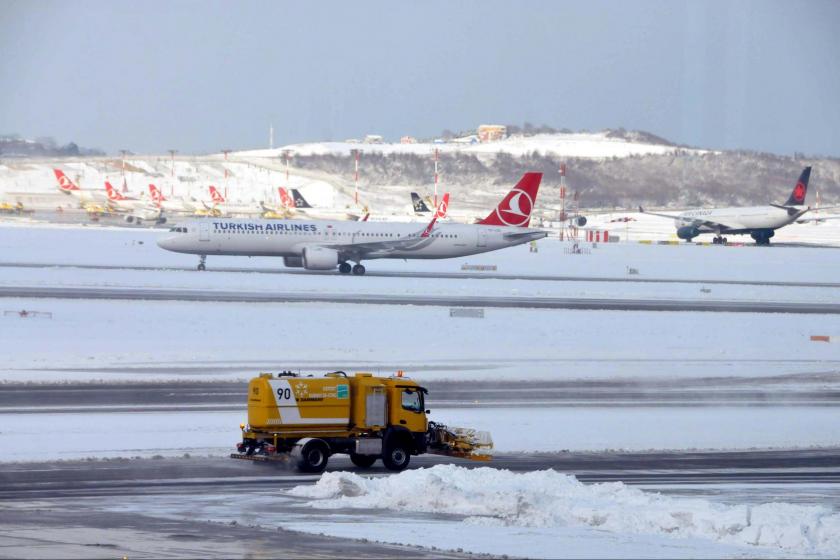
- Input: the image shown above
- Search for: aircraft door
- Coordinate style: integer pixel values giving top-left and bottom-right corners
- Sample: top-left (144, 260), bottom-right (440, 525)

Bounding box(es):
top-left (199, 221), bottom-right (210, 242)
top-left (477, 228), bottom-right (488, 247)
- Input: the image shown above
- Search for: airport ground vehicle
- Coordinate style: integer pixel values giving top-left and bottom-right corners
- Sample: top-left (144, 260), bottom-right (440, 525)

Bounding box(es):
top-left (231, 371), bottom-right (492, 472)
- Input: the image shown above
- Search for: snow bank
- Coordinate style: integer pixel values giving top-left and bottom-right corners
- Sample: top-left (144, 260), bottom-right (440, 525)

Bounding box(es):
top-left (289, 465), bottom-right (840, 556)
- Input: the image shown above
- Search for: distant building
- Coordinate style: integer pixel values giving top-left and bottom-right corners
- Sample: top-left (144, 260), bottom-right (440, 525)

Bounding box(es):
top-left (400, 136), bottom-right (417, 144)
top-left (363, 134), bottom-right (384, 144)
top-left (477, 125), bottom-right (507, 143)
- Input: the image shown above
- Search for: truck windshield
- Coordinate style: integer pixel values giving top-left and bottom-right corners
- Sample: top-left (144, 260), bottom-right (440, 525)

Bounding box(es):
top-left (401, 390), bottom-right (423, 413)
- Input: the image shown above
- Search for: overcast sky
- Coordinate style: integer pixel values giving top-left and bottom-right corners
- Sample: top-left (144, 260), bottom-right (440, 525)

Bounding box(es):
top-left (2, 0), bottom-right (838, 156)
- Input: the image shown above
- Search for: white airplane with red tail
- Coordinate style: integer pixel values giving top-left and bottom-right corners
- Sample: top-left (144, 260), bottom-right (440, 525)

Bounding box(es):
top-left (158, 173), bottom-right (545, 274)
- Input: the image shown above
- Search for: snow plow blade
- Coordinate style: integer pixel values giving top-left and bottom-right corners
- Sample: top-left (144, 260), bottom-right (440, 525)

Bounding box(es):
top-left (426, 422), bottom-right (493, 461)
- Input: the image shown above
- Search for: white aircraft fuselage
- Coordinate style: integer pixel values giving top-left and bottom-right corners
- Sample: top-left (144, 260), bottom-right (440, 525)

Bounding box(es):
top-left (675, 205), bottom-right (807, 234)
top-left (158, 218), bottom-right (546, 262)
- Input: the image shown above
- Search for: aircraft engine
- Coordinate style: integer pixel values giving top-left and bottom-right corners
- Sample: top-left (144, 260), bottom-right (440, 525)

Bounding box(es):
top-left (573, 216), bottom-right (587, 227)
top-left (677, 226), bottom-right (700, 240)
top-left (302, 247), bottom-right (339, 270)
top-left (283, 256), bottom-right (304, 268)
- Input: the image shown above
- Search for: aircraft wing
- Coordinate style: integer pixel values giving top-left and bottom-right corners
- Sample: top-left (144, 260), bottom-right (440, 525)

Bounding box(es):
top-left (322, 195), bottom-right (449, 258)
top-left (638, 206), bottom-right (680, 220)
top-left (316, 234), bottom-right (435, 260)
top-left (796, 214), bottom-right (840, 223)
top-left (503, 230), bottom-right (547, 241)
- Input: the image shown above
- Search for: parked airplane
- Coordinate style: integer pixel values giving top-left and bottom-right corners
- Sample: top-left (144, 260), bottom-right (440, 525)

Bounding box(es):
top-left (157, 172), bottom-right (546, 274)
top-left (260, 187), bottom-right (294, 218)
top-left (53, 169), bottom-right (105, 205)
top-left (641, 167), bottom-right (820, 245)
top-left (202, 185), bottom-right (262, 216)
top-left (104, 181), bottom-right (166, 224)
top-left (411, 192), bottom-right (432, 214)
top-left (149, 184), bottom-right (197, 214)
top-left (282, 187), bottom-right (363, 221)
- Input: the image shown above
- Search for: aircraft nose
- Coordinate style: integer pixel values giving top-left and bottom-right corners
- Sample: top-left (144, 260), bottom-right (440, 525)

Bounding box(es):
top-left (156, 234), bottom-right (177, 251)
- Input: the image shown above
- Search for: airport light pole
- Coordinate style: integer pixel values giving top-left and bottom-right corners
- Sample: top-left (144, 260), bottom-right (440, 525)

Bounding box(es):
top-left (168, 149), bottom-right (177, 197)
top-left (354, 149), bottom-right (360, 205)
top-left (433, 148), bottom-right (439, 208)
top-left (119, 149), bottom-right (129, 193)
top-left (222, 149), bottom-right (232, 199)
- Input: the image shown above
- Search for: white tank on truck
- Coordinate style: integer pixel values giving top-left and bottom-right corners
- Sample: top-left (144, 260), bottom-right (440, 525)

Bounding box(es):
top-left (232, 371), bottom-right (492, 472)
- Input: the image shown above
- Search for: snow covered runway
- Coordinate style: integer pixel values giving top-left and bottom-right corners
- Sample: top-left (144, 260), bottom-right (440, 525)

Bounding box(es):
top-left (1, 222), bottom-right (839, 558)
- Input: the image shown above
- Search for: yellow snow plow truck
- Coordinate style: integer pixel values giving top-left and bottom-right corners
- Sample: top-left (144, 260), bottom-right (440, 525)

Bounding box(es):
top-left (232, 371), bottom-right (492, 473)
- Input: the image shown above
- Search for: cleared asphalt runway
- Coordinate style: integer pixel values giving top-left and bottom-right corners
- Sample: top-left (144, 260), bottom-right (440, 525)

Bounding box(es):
top-left (3, 379), bottom-right (839, 413)
top-left (3, 450), bottom-right (840, 502)
top-left (3, 284), bottom-right (840, 314)
top-left (2, 259), bottom-right (840, 288)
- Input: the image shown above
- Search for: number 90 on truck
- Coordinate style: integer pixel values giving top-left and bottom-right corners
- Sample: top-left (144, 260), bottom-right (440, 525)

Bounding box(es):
top-left (232, 371), bottom-right (493, 473)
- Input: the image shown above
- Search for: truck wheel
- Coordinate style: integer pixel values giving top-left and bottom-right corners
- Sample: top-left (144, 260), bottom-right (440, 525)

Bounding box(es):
top-left (382, 442), bottom-right (411, 471)
top-left (349, 453), bottom-right (377, 468)
top-left (294, 439), bottom-right (329, 473)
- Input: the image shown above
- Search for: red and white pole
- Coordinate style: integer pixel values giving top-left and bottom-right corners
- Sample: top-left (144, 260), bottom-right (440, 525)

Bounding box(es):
top-left (434, 148), bottom-right (439, 208)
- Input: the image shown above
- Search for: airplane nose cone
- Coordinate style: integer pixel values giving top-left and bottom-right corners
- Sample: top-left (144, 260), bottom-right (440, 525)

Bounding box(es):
top-left (156, 234), bottom-right (177, 251)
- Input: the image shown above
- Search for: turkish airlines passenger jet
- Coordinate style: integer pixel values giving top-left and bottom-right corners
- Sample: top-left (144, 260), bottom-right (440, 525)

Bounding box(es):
top-left (149, 184), bottom-right (197, 214)
top-left (157, 172), bottom-right (546, 274)
top-left (53, 169), bottom-right (104, 205)
top-left (203, 185), bottom-right (262, 215)
top-left (641, 167), bottom-right (821, 244)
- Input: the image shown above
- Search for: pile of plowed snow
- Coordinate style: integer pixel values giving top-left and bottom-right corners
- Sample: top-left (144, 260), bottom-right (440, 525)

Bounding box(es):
top-left (289, 465), bottom-right (840, 556)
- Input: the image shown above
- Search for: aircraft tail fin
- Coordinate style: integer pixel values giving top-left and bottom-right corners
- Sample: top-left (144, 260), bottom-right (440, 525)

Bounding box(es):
top-left (104, 181), bottom-right (124, 201)
top-left (784, 167), bottom-right (811, 206)
top-left (291, 189), bottom-right (313, 208)
top-left (477, 172), bottom-right (542, 227)
top-left (421, 193), bottom-right (449, 238)
top-left (53, 169), bottom-right (79, 192)
top-left (149, 184), bottom-right (167, 206)
top-left (411, 192), bottom-right (431, 213)
top-left (209, 185), bottom-right (225, 204)
top-left (278, 187), bottom-right (295, 208)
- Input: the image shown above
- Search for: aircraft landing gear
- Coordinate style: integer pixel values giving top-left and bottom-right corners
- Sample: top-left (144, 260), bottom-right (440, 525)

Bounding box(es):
top-left (352, 263), bottom-right (366, 276)
top-left (712, 236), bottom-right (728, 245)
top-left (197, 255), bottom-right (207, 271)
top-left (338, 262), bottom-right (352, 274)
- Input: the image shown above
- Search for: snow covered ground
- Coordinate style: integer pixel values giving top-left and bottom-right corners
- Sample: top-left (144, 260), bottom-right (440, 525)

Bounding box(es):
top-left (1, 221), bottom-right (838, 558)
top-left (1, 223), bottom-right (838, 386)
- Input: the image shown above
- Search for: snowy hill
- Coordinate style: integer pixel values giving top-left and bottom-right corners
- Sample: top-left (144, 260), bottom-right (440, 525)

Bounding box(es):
top-left (236, 130), bottom-right (708, 160)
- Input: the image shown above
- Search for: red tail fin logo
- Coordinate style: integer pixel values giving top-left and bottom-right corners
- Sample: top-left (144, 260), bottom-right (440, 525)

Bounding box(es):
top-left (104, 181), bottom-right (124, 201)
top-left (149, 184), bottom-right (166, 206)
top-left (53, 169), bottom-right (79, 191)
top-left (278, 187), bottom-right (294, 208)
top-left (435, 192), bottom-right (450, 219)
top-left (209, 186), bottom-right (225, 204)
top-left (478, 172), bottom-right (542, 227)
top-left (422, 192), bottom-right (449, 237)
